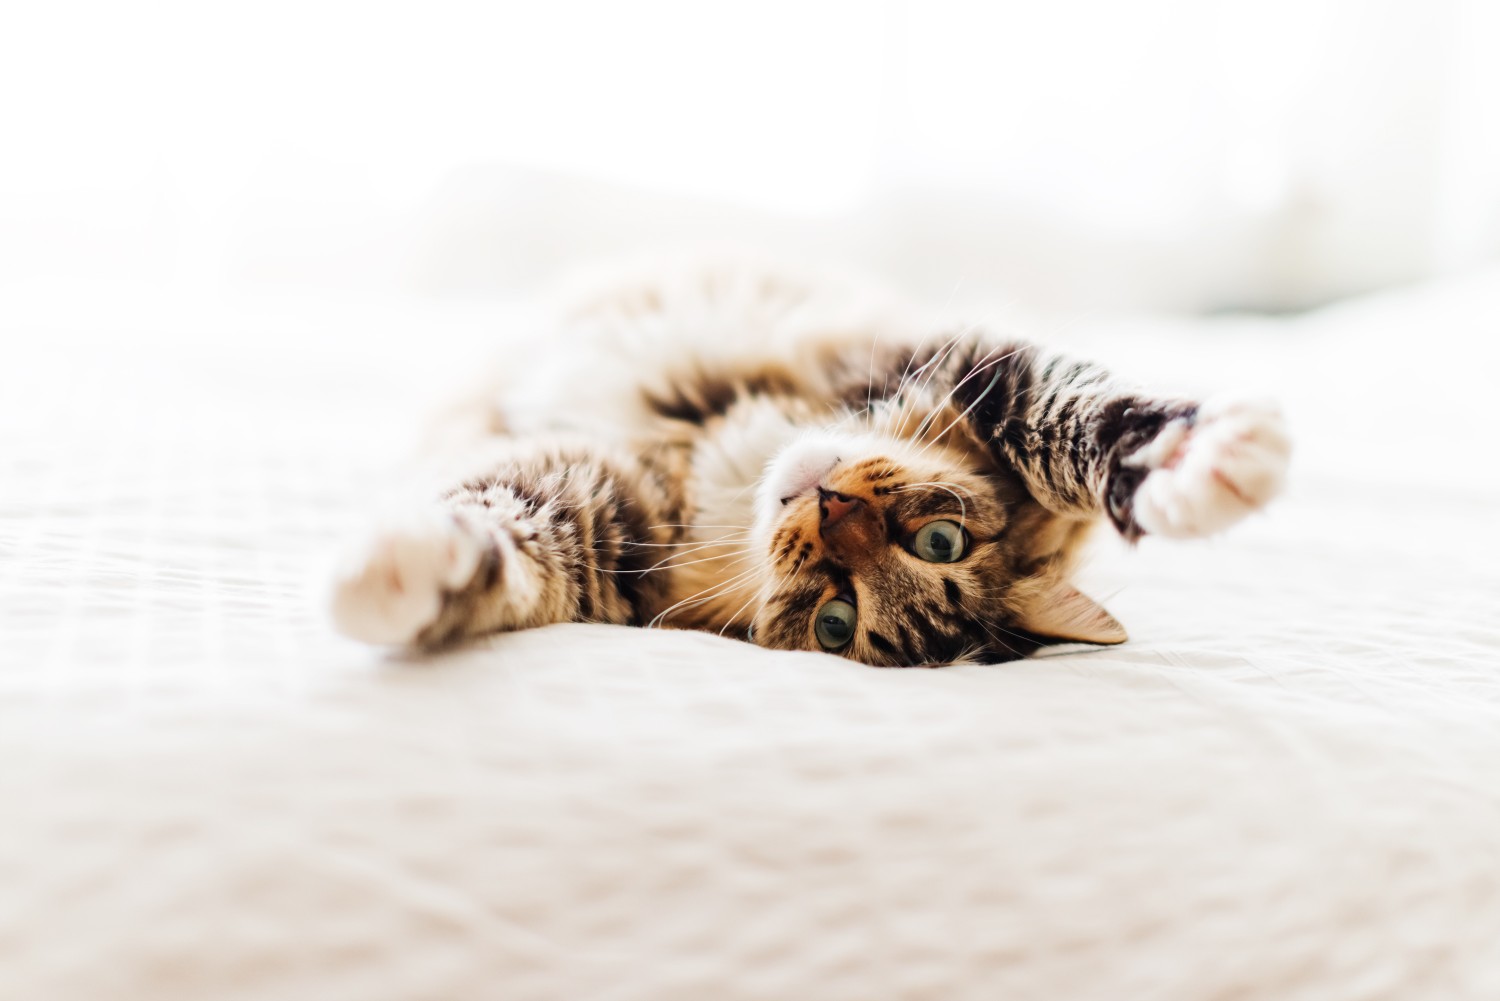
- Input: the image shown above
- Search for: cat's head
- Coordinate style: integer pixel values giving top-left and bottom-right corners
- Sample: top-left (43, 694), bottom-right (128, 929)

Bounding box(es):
top-left (748, 413), bottom-right (1126, 666)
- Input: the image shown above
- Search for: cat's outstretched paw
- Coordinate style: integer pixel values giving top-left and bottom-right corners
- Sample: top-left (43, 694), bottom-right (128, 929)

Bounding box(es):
top-left (329, 511), bottom-right (486, 645)
top-left (1129, 397), bottom-right (1290, 539)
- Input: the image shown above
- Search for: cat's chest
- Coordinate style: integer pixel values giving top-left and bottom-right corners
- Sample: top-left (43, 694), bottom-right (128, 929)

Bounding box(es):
top-left (682, 396), bottom-right (812, 532)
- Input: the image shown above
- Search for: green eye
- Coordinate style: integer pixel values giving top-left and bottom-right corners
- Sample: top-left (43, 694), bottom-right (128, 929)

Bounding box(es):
top-left (814, 599), bottom-right (857, 650)
top-left (913, 520), bottom-right (966, 563)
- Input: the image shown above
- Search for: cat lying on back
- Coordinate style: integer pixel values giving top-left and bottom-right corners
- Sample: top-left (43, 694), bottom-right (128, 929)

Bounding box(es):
top-left (331, 259), bottom-right (1290, 665)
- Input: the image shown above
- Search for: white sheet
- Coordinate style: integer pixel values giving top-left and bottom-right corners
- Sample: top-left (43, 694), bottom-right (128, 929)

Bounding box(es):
top-left (2, 271), bottom-right (1498, 1000)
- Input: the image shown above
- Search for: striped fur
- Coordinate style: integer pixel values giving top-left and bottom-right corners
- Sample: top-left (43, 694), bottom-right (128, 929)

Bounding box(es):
top-left (330, 260), bottom-right (1289, 665)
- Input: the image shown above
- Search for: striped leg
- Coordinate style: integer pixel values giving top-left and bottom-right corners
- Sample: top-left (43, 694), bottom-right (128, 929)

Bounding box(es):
top-left (946, 341), bottom-right (1290, 540)
top-left (330, 444), bottom-right (682, 648)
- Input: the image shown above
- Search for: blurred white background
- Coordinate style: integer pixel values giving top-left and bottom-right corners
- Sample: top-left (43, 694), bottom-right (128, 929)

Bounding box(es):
top-left (2, 0), bottom-right (1498, 314)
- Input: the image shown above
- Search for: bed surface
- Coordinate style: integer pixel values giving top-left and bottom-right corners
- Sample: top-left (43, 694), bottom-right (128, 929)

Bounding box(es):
top-left (3, 271), bottom-right (1498, 1000)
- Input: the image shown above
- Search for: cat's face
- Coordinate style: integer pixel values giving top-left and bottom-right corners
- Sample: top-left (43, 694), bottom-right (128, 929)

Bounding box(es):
top-left (748, 426), bottom-right (1125, 666)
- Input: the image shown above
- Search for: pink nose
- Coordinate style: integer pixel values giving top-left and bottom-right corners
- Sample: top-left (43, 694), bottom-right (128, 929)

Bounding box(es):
top-left (818, 489), bottom-right (862, 528)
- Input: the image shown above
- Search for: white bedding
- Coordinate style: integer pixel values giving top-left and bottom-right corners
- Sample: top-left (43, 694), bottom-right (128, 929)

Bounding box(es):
top-left (2, 270), bottom-right (1499, 1000)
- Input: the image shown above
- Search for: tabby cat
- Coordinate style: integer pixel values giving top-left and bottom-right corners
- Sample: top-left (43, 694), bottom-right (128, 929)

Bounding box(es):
top-left (330, 259), bottom-right (1289, 665)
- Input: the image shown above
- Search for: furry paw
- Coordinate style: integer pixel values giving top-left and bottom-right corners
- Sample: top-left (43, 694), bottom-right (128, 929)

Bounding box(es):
top-left (329, 511), bottom-right (486, 645)
top-left (1129, 397), bottom-right (1290, 538)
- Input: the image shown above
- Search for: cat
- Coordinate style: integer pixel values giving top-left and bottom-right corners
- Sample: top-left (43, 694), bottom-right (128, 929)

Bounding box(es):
top-left (329, 258), bottom-right (1290, 665)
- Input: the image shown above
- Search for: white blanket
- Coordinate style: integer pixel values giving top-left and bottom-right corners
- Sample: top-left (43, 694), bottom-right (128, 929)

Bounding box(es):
top-left (3, 270), bottom-right (1498, 1000)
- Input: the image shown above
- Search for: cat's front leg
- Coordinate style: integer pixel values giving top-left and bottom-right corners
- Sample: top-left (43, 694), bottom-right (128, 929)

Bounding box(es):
top-left (1118, 396), bottom-right (1290, 539)
top-left (329, 444), bottom-right (681, 648)
top-left (946, 340), bottom-right (1290, 541)
top-left (328, 506), bottom-right (544, 648)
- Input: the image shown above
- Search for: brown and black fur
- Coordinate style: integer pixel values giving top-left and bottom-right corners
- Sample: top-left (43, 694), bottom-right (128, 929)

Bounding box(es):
top-left (334, 260), bottom-right (1282, 665)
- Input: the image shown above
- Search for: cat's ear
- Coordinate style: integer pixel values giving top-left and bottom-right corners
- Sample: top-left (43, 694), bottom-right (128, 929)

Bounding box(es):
top-left (1013, 582), bottom-right (1128, 646)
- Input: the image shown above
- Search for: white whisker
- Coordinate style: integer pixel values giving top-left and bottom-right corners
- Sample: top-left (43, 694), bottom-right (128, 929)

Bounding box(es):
top-left (617, 533), bottom-right (752, 549)
top-left (597, 548), bottom-right (754, 575)
top-left (891, 480), bottom-right (971, 527)
top-left (918, 357), bottom-right (1010, 449)
top-left (895, 311), bottom-right (1004, 416)
top-left (718, 585), bottom-right (766, 637)
top-left (648, 564), bottom-right (764, 628)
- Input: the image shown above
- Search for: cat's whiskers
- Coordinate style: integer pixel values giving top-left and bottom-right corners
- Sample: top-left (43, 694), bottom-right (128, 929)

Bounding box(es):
top-left (612, 534), bottom-right (752, 550)
top-left (857, 295), bottom-right (964, 422)
top-left (745, 587), bottom-right (774, 641)
top-left (897, 318), bottom-right (979, 395)
top-left (648, 563), bottom-right (765, 628)
top-left (972, 618), bottom-right (1028, 660)
top-left (893, 313), bottom-right (1005, 438)
top-left (911, 356), bottom-right (1012, 454)
top-left (591, 532), bottom-right (753, 573)
top-left (863, 320), bottom-right (885, 419)
top-left (880, 332), bottom-right (962, 436)
top-left (654, 543), bottom-right (753, 566)
top-left (839, 320), bottom-right (985, 438)
top-left (650, 559), bottom-right (762, 621)
top-left (906, 348), bottom-right (998, 440)
top-left (889, 480), bottom-right (973, 528)
top-left (892, 322), bottom-right (981, 438)
top-left (597, 547), bottom-right (754, 575)
top-left (906, 346), bottom-right (1021, 453)
top-left (718, 584), bottom-right (769, 637)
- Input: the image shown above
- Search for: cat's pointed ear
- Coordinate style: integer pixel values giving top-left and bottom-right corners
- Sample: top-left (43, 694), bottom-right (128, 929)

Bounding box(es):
top-left (1014, 582), bottom-right (1128, 646)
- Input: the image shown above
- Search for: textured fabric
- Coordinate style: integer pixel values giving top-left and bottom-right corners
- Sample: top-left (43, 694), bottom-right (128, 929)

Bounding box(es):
top-left (2, 272), bottom-right (1498, 1000)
